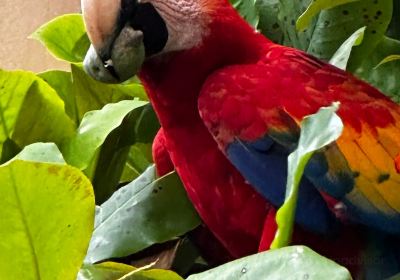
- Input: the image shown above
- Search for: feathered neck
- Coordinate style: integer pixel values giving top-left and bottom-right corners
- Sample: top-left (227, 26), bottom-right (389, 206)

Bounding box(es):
top-left (139, 3), bottom-right (271, 118)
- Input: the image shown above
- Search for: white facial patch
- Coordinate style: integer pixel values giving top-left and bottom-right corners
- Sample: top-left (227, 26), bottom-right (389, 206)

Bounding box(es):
top-left (81, 0), bottom-right (121, 50)
top-left (139, 0), bottom-right (210, 52)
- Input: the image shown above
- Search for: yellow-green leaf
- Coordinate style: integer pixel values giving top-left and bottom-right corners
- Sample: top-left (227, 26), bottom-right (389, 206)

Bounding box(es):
top-left (0, 160), bottom-right (95, 280)
top-left (0, 70), bottom-right (75, 162)
top-left (31, 14), bottom-right (90, 63)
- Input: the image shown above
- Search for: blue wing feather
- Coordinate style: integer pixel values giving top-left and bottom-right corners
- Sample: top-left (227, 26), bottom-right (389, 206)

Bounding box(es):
top-left (226, 135), bottom-right (338, 234)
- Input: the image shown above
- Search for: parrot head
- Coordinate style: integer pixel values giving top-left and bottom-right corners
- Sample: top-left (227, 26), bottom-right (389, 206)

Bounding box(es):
top-left (82, 0), bottom-right (220, 83)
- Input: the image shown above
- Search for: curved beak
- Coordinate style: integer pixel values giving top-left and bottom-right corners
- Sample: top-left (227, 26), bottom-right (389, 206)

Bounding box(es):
top-left (83, 25), bottom-right (145, 84)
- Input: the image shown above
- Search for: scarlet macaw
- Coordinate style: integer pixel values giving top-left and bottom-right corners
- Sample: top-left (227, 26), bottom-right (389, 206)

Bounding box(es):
top-left (81, 0), bottom-right (400, 276)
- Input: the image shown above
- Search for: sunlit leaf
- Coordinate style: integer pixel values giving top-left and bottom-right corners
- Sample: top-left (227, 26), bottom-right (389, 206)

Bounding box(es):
top-left (271, 103), bottom-right (343, 249)
top-left (187, 246), bottom-right (351, 280)
top-left (14, 143), bottom-right (66, 164)
top-left (330, 26), bottom-right (366, 70)
top-left (31, 14), bottom-right (90, 63)
top-left (85, 166), bottom-right (200, 264)
top-left (0, 160), bottom-right (95, 280)
top-left (0, 70), bottom-right (75, 162)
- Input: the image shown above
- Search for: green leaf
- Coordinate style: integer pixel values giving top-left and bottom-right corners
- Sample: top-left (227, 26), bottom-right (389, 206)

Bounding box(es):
top-left (187, 246), bottom-right (351, 280)
top-left (63, 100), bottom-right (148, 170)
top-left (118, 105), bottom-right (159, 182)
top-left (296, 0), bottom-right (361, 31)
top-left (38, 70), bottom-right (78, 124)
top-left (14, 143), bottom-right (66, 164)
top-left (354, 37), bottom-right (400, 102)
top-left (0, 70), bottom-right (75, 162)
top-left (91, 105), bottom-right (158, 203)
top-left (0, 160), bottom-right (95, 280)
top-left (256, 0), bottom-right (284, 43)
top-left (85, 166), bottom-right (200, 264)
top-left (271, 103), bottom-right (343, 249)
top-left (329, 26), bottom-right (366, 70)
top-left (31, 14), bottom-right (90, 63)
top-left (277, 0), bottom-right (392, 66)
top-left (121, 143), bottom-right (154, 182)
top-left (71, 65), bottom-right (147, 120)
top-left (133, 105), bottom-right (160, 143)
top-left (230, 0), bottom-right (259, 28)
top-left (375, 54), bottom-right (400, 68)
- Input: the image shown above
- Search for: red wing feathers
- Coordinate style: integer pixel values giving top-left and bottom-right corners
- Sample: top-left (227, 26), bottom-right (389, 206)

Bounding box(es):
top-left (199, 45), bottom-right (400, 233)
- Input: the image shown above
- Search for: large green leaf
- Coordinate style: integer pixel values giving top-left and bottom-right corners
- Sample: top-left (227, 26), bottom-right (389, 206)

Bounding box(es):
top-left (85, 166), bottom-right (200, 264)
top-left (63, 100), bottom-right (148, 171)
top-left (187, 246), bottom-right (351, 280)
top-left (31, 14), bottom-right (90, 63)
top-left (71, 65), bottom-right (147, 120)
top-left (271, 103), bottom-right (343, 249)
top-left (354, 36), bottom-right (400, 102)
top-left (0, 160), bottom-right (95, 280)
top-left (0, 70), bottom-right (75, 162)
